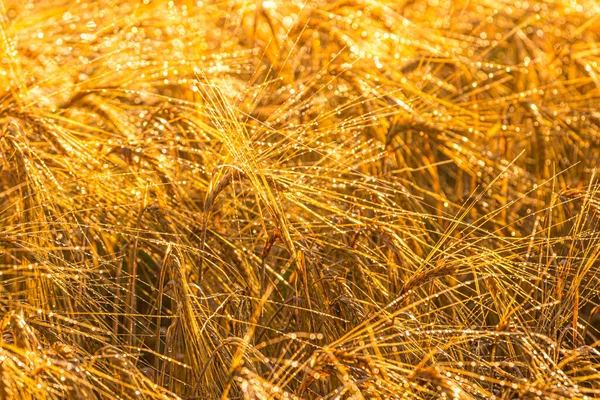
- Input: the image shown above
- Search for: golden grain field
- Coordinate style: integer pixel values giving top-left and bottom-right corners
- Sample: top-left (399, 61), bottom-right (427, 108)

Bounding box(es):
top-left (1, 0), bottom-right (600, 398)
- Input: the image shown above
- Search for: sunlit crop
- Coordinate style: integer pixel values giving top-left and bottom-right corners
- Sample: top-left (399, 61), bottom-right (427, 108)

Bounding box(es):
top-left (1, 0), bottom-right (600, 398)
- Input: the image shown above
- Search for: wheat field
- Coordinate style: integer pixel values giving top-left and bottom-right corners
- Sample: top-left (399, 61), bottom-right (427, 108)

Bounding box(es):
top-left (1, 0), bottom-right (600, 398)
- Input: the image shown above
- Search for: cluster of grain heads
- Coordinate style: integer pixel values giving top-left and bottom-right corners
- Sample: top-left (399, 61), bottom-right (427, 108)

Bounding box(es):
top-left (0, 309), bottom-right (179, 399)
